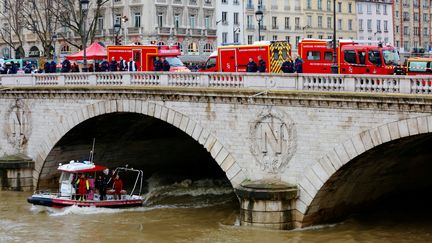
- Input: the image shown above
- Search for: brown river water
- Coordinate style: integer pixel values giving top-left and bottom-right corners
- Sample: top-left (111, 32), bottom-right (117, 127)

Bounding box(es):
top-left (2, 180), bottom-right (432, 242)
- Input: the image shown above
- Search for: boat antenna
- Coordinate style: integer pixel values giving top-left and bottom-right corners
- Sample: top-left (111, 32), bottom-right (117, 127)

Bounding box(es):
top-left (89, 138), bottom-right (96, 163)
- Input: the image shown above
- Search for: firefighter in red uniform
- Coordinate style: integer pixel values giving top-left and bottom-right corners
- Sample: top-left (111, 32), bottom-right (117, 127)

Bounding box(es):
top-left (76, 174), bottom-right (89, 201)
top-left (113, 174), bottom-right (123, 200)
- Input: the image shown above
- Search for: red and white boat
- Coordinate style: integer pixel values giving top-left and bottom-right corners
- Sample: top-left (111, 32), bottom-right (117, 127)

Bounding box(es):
top-left (28, 160), bottom-right (144, 208)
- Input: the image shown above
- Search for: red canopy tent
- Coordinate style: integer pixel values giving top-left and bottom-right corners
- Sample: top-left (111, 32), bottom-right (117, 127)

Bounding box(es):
top-left (66, 42), bottom-right (107, 61)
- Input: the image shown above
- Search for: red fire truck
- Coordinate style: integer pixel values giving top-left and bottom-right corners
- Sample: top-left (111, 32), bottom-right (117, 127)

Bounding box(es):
top-left (298, 39), bottom-right (402, 75)
top-left (107, 45), bottom-right (189, 72)
top-left (199, 41), bottom-right (291, 73)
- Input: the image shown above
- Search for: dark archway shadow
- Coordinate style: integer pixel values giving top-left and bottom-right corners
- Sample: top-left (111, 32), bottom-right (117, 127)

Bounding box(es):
top-left (303, 133), bottom-right (432, 226)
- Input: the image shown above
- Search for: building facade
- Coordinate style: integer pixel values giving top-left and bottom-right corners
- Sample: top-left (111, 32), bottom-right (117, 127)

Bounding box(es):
top-left (393, 0), bottom-right (432, 54)
top-left (243, 0), bottom-right (357, 54)
top-left (0, 0), bottom-right (217, 60)
top-left (216, 0), bottom-right (244, 46)
top-left (356, 0), bottom-right (394, 45)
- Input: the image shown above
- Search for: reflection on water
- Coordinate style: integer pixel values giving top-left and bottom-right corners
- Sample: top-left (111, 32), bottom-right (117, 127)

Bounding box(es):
top-left (2, 179), bottom-right (432, 242)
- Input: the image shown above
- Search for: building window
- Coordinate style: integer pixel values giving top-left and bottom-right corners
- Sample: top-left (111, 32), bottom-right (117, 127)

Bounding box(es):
top-left (327, 17), bottom-right (332, 29)
top-left (359, 19), bottom-right (363, 31)
top-left (97, 17), bottom-right (104, 30)
top-left (222, 0), bottom-right (227, 4)
top-left (357, 3), bottom-right (363, 14)
top-left (273, 35), bottom-right (277, 40)
top-left (285, 17), bottom-right (290, 29)
top-left (203, 43), bottom-right (213, 52)
top-left (327, 0), bottom-right (331, 11)
top-left (248, 35), bottom-right (253, 44)
top-left (157, 13), bottom-right (163, 27)
top-left (306, 0), bottom-right (311, 9)
top-left (190, 15), bottom-right (196, 28)
top-left (337, 2), bottom-right (342, 13)
top-left (376, 4), bottom-right (380, 14)
top-left (318, 16), bottom-right (323, 28)
top-left (367, 3), bottom-right (371, 14)
top-left (338, 19), bottom-right (342, 30)
top-left (383, 4), bottom-right (387, 15)
top-left (272, 16), bottom-right (277, 29)
top-left (222, 12), bottom-right (227, 24)
top-left (188, 42), bottom-right (198, 54)
top-left (234, 33), bottom-right (239, 42)
top-left (348, 19), bottom-right (352, 31)
top-left (234, 12), bottom-right (239, 25)
top-left (174, 15), bottom-right (180, 29)
top-left (222, 32), bottom-right (227, 43)
top-left (285, 36), bottom-right (290, 43)
top-left (60, 45), bottom-right (71, 55)
top-left (307, 16), bottom-right (312, 27)
top-left (134, 13), bottom-right (141, 28)
top-left (205, 16), bottom-right (210, 29)
top-left (348, 3), bottom-right (352, 13)
top-left (367, 19), bottom-right (372, 31)
top-left (384, 20), bottom-right (388, 32)
top-left (318, 0), bottom-right (322, 10)
top-left (376, 20), bottom-right (381, 32)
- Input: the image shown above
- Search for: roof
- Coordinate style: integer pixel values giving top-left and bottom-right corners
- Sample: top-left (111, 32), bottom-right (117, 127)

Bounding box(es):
top-left (67, 42), bottom-right (107, 61)
top-left (58, 160), bottom-right (108, 173)
top-left (179, 55), bottom-right (210, 64)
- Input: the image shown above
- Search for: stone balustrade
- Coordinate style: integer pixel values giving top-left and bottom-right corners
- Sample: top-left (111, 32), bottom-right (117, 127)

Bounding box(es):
top-left (1, 72), bottom-right (432, 94)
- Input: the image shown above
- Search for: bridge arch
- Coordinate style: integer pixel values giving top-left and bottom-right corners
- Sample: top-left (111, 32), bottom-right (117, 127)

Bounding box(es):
top-left (32, 100), bottom-right (246, 188)
top-left (298, 115), bottom-right (432, 226)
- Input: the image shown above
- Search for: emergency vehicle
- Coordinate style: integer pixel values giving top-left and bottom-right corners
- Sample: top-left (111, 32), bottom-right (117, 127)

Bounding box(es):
top-left (199, 41), bottom-right (291, 73)
top-left (298, 39), bottom-right (402, 75)
top-left (107, 45), bottom-right (189, 72)
top-left (403, 57), bottom-right (432, 75)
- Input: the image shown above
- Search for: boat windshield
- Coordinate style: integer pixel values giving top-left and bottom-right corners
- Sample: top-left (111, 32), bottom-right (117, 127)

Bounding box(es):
top-left (383, 49), bottom-right (400, 65)
top-left (59, 172), bottom-right (73, 183)
top-left (166, 57), bottom-right (184, 67)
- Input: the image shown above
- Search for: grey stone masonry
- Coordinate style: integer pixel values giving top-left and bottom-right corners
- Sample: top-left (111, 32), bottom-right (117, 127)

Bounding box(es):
top-left (1, 76), bottom-right (432, 227)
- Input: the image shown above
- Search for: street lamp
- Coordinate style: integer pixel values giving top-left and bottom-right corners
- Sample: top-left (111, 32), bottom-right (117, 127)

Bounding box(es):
top-left (52, 34), bottom-right (57, 60)
top-left (114, 23), bottom-right (121, 45)
top-left (121, 16), bottom-right (128, 45)
top-left (80, 0), bottom-right (89, 72)
top-left (331, 0), bottom-right (338, 74)
top-left (255, 6), bottom-right (263, 41)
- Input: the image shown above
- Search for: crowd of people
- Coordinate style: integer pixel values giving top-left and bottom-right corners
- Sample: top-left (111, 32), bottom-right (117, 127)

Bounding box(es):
top-left (74, 171), bottom-right (123, 201)
top-left (246, 55), bottom-right (303, 73)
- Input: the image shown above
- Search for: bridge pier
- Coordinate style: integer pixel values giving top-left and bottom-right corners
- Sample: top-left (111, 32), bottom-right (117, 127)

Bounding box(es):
top-left (235, 181), bottom-right (298, 230)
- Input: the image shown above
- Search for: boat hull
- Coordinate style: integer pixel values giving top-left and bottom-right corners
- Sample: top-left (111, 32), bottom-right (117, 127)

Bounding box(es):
top-left (28, 196), bottom-right (143, 208)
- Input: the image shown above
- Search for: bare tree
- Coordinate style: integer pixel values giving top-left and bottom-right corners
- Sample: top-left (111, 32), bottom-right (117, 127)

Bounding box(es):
top-left (50, 0), bottom-right (109, 50)
top-left (22, 0), bottom-right (58, 58)
top-left (0, 0), bottom-right (25, 58)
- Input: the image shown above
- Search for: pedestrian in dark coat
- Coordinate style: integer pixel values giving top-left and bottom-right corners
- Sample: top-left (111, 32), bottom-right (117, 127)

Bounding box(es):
top-left (281, 57), bottom-right (294, 73)
top-left (246, 58), bottom-right (258, 72)
top-left (110, 57), bottom-right (118, 71)
top-left (294, 55), bottom-right (303, 73)
top-left (161, 57), bottom-right (170, 71)
top-left (100, 59), bottom-right (109, 72)
top-left (61, 59), bottom-right (71, 73)
top-left (50, 61), bottom-right (57, 73)
top-left (154, 56), bottom-right (162, 71)
top-left (257, 55), bottom-right (266, 72)
top-left (119, 57), bottom-right (127, 71)
top-left (44, 62), bottom-right (50, 73)
top-left (95, 175), bottom-right (107, 201)
top-left (24, 61), bottom-right (32, 74)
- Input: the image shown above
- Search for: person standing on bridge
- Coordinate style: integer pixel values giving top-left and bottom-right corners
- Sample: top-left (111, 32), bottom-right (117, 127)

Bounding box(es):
top-left (119, 57), bottom-right (127, 71)
top-left (161, 57), bottom-right (170, 71)
top-left (154, 56), bottom-right (162, 71)
top-left (246, 58), bottom-right (257, 72)
top-left (294, 55), bottom-right (303, 73)
top-left (281, 56), bottom-right (294, 73)
top-left (257, 55), bottom-right (266, 72)
top-left (128, 58), bottom-right (138, 71)
top-left (110, 57), bottom-right (118, 72)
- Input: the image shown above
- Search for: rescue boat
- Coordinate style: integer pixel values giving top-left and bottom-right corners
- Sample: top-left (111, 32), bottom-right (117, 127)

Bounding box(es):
top-left (27, 160), bottom-right (144, 208)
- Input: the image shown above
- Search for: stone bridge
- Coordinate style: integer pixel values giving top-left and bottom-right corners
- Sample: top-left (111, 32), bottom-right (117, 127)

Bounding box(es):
top-left (1, 72), bottom-right (432, 229)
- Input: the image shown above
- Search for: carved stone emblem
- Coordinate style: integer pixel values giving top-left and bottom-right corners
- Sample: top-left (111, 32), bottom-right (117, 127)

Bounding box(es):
top-left (4, 99), bottom-right (31, 152)
top-left (250, 108), bottom-right (296, 173)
